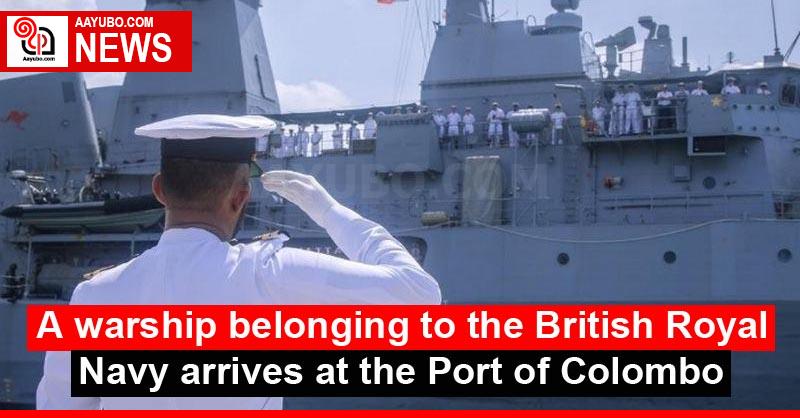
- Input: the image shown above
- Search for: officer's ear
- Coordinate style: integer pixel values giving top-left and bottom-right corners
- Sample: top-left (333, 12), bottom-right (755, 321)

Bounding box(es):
top-left (152, 172), bottom-right (168, 206)
top-left (228, 168), bottom-right (251, 214)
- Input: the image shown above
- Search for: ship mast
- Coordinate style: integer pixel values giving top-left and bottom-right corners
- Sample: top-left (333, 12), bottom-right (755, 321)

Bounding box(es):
top-left (444, 0), bottom-right (488, 25)
top-left (770, 0), bottom-right (782, 56)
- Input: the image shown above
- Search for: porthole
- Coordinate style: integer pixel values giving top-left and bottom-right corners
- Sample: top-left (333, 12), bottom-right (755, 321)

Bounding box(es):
top-left (663, 251), bottom-right (677, 264)
top-left (557, 253), bottom-right (570, 266)
top-left (703, 176), bottom-right (717, 190)
top-left (778, 249), bottom-right (792, 263)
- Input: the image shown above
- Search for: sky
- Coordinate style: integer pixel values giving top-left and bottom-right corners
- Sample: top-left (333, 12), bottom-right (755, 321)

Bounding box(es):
top-left (2, 0), bottom-right (799, 111)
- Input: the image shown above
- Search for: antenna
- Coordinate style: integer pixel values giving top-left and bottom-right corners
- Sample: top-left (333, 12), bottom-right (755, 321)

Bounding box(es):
top-left (771, 0), bottom-right (782, 56)
top-left (787, 30), bottom-right (800, 60)
top-left (491, 0), bottom-right (495, 23)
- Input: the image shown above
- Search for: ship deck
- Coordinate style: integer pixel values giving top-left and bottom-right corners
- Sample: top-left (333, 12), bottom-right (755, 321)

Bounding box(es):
top-left (583, 132), bottom-right (688, 144)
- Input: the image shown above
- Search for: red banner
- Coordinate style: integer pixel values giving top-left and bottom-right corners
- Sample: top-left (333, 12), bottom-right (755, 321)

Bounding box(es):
top-left (27, 305), bottom-right (775, 352)
top-left (0, 11), bottom-right (192, 72)
top-left (3, 412), bottom-right (800, 417)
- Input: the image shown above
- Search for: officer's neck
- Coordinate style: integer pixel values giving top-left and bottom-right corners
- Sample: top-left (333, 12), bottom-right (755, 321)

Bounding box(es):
top-left (164, 209), bottom-right (233, 242)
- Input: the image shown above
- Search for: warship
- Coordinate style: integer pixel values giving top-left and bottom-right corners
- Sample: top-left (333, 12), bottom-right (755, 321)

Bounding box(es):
top-left (2, 0), bottom-right (800, 409)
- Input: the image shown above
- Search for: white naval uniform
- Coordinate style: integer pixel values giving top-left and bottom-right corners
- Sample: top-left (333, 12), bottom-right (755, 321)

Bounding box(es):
top-left (721, 84), bottom-right (741, 95)
top-left (550, 111), bottom-right (567, 145)
top-left (656, 90), bottom-right (674, 106)
top-left (363, 118), bottom-right (378, 139)
top-left (446, 112), bottom-right (461, 137)
top-left (592, 105), bottom-right (607, 136)
top-left (462, 112), bottom-right (476, 146)
top-left (36, 204), bottom-right (442, 410)
top-left (487, 108), bottom-right (505, 147)
top-left (296, 130), bottom-right (309, 157)
top-left (310, 131), bottom-right (322, 157)
top-left (281, 133), bottom-right (293, 157)
top-left (332, 127), bottom-right (344, 150)
top-left (624, 92), bottom-right (642, 134)
top-left (691, 88), bottom-right (709, 96)
top-left (462, 113), bottom-right (475, 135)
top-left (756, 87), bottom-right (772, 96)
top-left (433, 113), bottom-right (447, 138)
top-left (610, 93), bottom-right (625, 136)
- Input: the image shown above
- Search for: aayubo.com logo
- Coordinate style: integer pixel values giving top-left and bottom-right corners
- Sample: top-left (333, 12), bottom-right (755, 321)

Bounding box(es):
top-left (6, 15), bottom-right (68, 67)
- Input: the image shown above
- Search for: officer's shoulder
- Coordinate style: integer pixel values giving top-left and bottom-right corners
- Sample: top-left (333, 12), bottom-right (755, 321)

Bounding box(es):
top-left (81, 259), bottom-right (134, 284)
top-left (252, 230), bottom-right (289, 242)
top-left (71, 260), bottom-right (134, 303)
top-left (241, 231), bottom-right (290, 257)
top-left (83, 264), bottom-right (119, 281)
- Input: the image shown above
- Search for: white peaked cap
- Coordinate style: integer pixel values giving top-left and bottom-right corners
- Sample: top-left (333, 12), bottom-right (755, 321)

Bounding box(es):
top-left (135, 114), bottom-right (277, 140)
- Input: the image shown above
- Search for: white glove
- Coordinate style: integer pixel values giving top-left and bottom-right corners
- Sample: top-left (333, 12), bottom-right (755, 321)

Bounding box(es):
top-left (260, 170), bottom-right (340, 227)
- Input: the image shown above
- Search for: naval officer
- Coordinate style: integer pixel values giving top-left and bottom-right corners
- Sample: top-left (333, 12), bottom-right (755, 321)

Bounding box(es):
top-left (486, 102), bottom-right (505, 148)
top-left (462, 107), bottom-right (476, 147)
top-left (610, 85), bottom-right (626, 137)
top-left (363, 112), bottom-right (378, 139)
top-left (36, 114), bottom-right (442, 410)
top-left (691, 80), bottom-right (709, 96)
top-left (756, 82), bottom-right (772, 96)
top-left (721, 77), bottom-right (741, 95)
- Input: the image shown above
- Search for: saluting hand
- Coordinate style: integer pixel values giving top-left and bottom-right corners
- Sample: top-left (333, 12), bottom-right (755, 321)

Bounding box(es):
top-left (261, 171), bottom-right (340, 227)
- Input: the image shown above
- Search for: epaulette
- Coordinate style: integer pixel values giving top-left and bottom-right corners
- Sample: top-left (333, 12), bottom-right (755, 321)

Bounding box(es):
top-left (253, 230), bottom-right (290, 242)
top-left (83, 265), bottom-right (117, 280)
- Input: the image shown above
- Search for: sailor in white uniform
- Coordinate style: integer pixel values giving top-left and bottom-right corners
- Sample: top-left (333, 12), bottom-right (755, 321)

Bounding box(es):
top-left (363, 112), bottom-right (378, 139)
top-left (756, 82), bottom-right (772, 96)
top-left (286, 128), bottom-right (296, 157)
top-left (624, 84), bottom-right (642, 135)
top-left (591, 99), bottom-right (607, 137)
top-left (331, 122), bottom-right (344, 150)
top-left (347, 121), bottom-right (361, 154)
top-left (721, 77), bottom-right (741, 96)
top-left (310, 124), bottom-right (323, 157)
top-left (433, 108), bottom-right (447, 139)
top-left (487, 102), bottom-right (505, 148)
top-left (36, 114), bottom-right (442, 411)
top-left (550, 104), bottom-right (567, 145)
top-left (348, 121), bottom-right (361, 141)
top-left (446, 106), bottom-right (461, 137)
top-left (446, 105), bottom-right (461, 149)
top-left (296, 124), bottom-right (309, 157)
top-left (609, 86), bottom-right (626, 137)
top-left (691, 80), bottom-right (709, 96)
top-left (655, 84), bottom-right (674, 132)
top-left (462, 107), bottom-right (476, 148)
top-left (275, 127), bottom-right (286, 158)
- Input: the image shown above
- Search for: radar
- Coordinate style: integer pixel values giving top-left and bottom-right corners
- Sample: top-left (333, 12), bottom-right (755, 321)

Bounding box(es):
top-left (639, 16), bottom-right (660, 40)
top-left (596, 27), bottom-right (637, 51)
top-left (595, 27), bottom-right (636, 77)
top-left (551, 0), bottom-right (580, 12)
top-left (547, 0), bottom-right (582, 32)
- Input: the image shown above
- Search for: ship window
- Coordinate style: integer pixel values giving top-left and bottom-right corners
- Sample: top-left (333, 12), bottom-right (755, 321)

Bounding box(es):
top-left (780, 84), bottom-right (797, 106)
top-left (62, 81), bottom-right (76, 103)
top-left (692, 137), bottom-right (726, 155)
top-left (663, 251), bottom-right (677, 264)
top-left (703, 176), bottom-right (717, 190)
top-left (778, 248), bottom-right (792, 263)
top-left (557, 253), bottom-right (570, 266)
